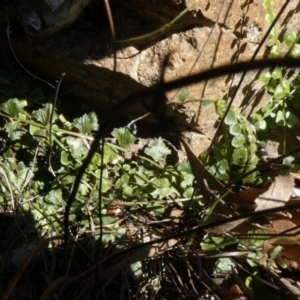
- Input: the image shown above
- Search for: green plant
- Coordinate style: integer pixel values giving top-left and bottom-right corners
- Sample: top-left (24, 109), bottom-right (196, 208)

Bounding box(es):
top-left (200, 99), bottom-right (260, 185)
top-left (251, 0), bottom-right (300, 153)
top-left (0, 71), bottom-right (201, 241)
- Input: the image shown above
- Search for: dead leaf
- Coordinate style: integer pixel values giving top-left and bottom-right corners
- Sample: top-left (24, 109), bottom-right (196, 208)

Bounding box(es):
top-left (229, 284), bottom-right (247, 300)
top-left (238, 188), bottom-right (263, 207)
top-left (278, 245), bottom-right (300, 270)
top-left (255, 174), bottom-right (294, 211)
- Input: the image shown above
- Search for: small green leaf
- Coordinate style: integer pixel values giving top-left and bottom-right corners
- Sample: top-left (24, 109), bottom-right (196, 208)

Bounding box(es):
top-left (265, 13), bottom-right (273, 25)
top-left (73, 112), bottom-right (98, 134)
top-left (183, 186), bottom-right (194, 198)
top-left (232, 134), bottom-right (245, 147)
top-left (283, 156), bottom-right (294, 165)
top-left (66, 137), bottom-right (88, 158)
top-left (263, 0), bottom-right (275, 9)
top-left (201, 100), bottom-right (213, 109)
top-left (101, 214), bottom-right (116, 225)
top-left (128, 261), bottom-right (143, 278)
top-left (224, 110), bottom-right (237, 125)
top-left (281, 79), bottom-right (290, 94)
top-left (201, 236), bottom-right (226, 251)
top-left (286, 111), bottom-right (297, 127)
top-left (275, 110), bottom-right (284, 126)
top-left (290, 44), bottom-right (300, 58)
top-left (239, 229), bottom-right (266, 249)
top-left (61, 150), bottom-right (71, 165)
top-left (152, 177), bottom-right (170, 188)
top-left (103, 144), bottom-right (120, 164)
top-left (284, 32), bottom-right (297, 46)
top-left (181, 173), bottom-right (194, 188)
top-left (123, 185), bottom-right (134, 197)
top-left (1, 98), bottom-right (27, 117)
top-left (177, 162), bottom-right (192, 174)
top-left (271, 67), bottom-right (282, 79)
top-left (262, 103), bottom-right (272, 116)
top-left (259, 72), bottom-right (271, 85)
top-left (274, 84), bottom-right (286, 99)
top-left (4, 121), bottom-right (25, 140)
top-left (229, 123), bottom-right (242, 135)
top-left (178, 89), bottom-right (189, 102)
top-left (215, 99), bottom-right (226, 116)
top-left (112, 127), bottom-right (136, 147)
top-left (33, 103), bottom-right (58, 125)
top-left (255, 120), bottom-right (267, 130)
top-left (270, 245), bottom-right (283, 259)
top-left (264, 78), bottom-right (278, 93)
top-left (144, 137), bottom-right (171, 162)
top-left (232, 146), bottom-right (247, 165)
top-left (45, 189), bottom-right (63, 205)
top-left (270, 44), bottom-right (280, 58)
top-left (214, 258), bottom-right (235, 273)
top-left (146, 203), bottom-right (165, 214)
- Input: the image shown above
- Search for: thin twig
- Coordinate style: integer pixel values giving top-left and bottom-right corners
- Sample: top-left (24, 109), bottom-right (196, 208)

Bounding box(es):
top-left (49, 73), bottom-right (65, 154)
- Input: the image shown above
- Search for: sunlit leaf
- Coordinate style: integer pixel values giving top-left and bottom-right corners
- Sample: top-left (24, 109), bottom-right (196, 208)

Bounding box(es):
top-left (4, 121), bottom-right (25, 140)
top-left (224, 110), bottom-right (237, 125)
top-left (215, 99), bottom-right (226, 116)
top-left (284, 32), bottom-right (297, 46)
top-left (112, 127), bottom-right (136, 147)
top-left (229, 122), bottom-right (242, 135)
top-left (275, 110), bottom-right (284, 125)
top-left (286, 111), bottom-right (297, 128)
top-left (180, 173), bottom-right (194, 188)
top-left (66, 136), bottom-right (89, 158)
top-left (255, 120), bottom-right (267, 130)
top-left (1, 98), bottom-right (27, 117)
top-left (259, 72), bottom-right (271, 85)
top-left (61, 150), bottom-right (71, 165)
top-left (232, 146), bottom-right (247, 165)
top-left (232, 134), bottom-right (245, 147)
top-left (239, 229), bottom-right (266, 249)
top-left (177, 162), bottom-right (192, 174)
top-left (45, 189), bottom-right (63, 205)
top-left (214, 258), bottom-right (235, 273)
top-left (146, 203), bottom-right (165, 214)
top-left (270, 44), bottom-right (280, 58)
top-left (103, 144), bottom-right (121, 164)
top-left (33, 103), bottom-right (58, 125)
top-left (274, 85), bottom-right (286, 99)
top-left (144, 137), bottom-right (171, 162)
top-left (271, 67), bottom-right (282, 79)
top-left (290, 44), bottom-right (300, 58)
top-left (128, 261), bottom-right (143, 278)
top-left (201, 100), bottom-right (213, 109)
top-left (152, 177), bottom-right (170, 188)
top-left (183, 186), bottom-right (194, 198)
top-left (101, 214), bottom-right (116, 225)
top-left (178, 89), bottom-right (189, 102)
top-left (73, 112), bottom-right (98, 134)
